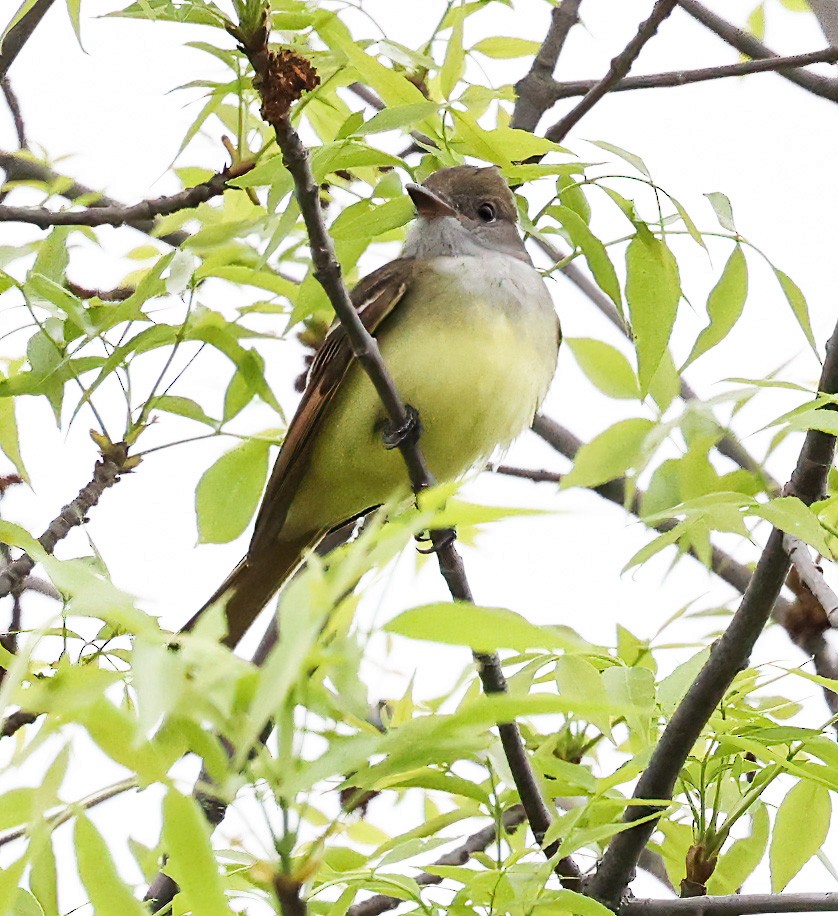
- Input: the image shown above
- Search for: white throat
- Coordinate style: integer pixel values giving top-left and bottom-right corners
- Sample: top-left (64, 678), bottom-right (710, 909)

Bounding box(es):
top-left (402, 216), bottom-right (489, 260)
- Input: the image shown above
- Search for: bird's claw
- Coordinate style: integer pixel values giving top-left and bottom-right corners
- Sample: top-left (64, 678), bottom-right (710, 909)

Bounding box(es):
top-left (381, 404), bottom-right (422, 450)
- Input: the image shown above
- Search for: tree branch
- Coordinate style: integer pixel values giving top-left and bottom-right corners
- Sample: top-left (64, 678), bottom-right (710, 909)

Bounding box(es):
top-left (678, 0), bottom-right (838, 102)
top-left (541, 47), bottom-right (838, 102)
top-left (511, 0), bottom-right (584, 132)
top-left (1, 78), bottom-right (26, 149)
top-left (0, 151), bottom-right (190, 246)
top-left (0, 160), bottom-right (253, 230)
top-left (545, 0), bottom-right (680, 143)
top-left (0, 709), bottom-right (40, 738)
top-left (623, 893), bottom-right (838, 914)
top-left (585, 318), bottom-right (838, 909)
top-left (783, 534), bottom-right (838, 624)
top-left (230, 23), bottom-right (578, 884)
top-left (0, 777), bottom-right (136, 849)
top-left (346, 807), bottom-right (528, 916)
top-left (0, 0), bottom-right (58, 80)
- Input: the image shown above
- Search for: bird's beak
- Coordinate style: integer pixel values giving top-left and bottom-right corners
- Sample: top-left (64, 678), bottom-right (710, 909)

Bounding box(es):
top-left (406, 183), bottom-right (457, 219)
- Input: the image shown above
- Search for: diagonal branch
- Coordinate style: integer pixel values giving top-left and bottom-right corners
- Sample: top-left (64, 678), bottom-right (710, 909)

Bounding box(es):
top-left (545, 0), bottom-right (679, 143)
top-left (228, 18), bottom-right (579, 887)
top-left (678, 0), bottom-right (838, 102)
top-left (1, 78), bottom-right (26, 149)
top-left (783, 534), bottom-right (838, 624)
top-left (0, 160), bottom-right (253, 230)
top-left (511, 0), bottom-right (584, 132)
top-left (0, 0), bottom-right (58, 80)
top-left (584, 317), bottom-right (838, 909)
top-left (541, 47), bottom-right (838, 102)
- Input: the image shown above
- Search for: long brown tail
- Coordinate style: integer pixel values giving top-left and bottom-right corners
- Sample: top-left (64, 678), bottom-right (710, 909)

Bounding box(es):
top-left (181, 533), bottom-right (317, 648)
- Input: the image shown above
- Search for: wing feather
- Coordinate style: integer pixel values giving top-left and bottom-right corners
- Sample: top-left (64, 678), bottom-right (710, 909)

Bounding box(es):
top-left (247, 258), bottom-right (414, 558)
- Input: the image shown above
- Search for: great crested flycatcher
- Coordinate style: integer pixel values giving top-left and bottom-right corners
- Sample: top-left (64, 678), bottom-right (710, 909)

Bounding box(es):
top-left (183, 165), bottom-right (560, 647)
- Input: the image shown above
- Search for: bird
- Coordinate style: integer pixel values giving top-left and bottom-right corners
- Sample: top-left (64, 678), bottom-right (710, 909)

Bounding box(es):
top-left (182, 165), bottom-right (561, 648)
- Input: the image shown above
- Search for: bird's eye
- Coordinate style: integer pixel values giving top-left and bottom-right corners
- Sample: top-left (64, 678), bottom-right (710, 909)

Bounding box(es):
top-left (477, 202), bottom-right (496, 223)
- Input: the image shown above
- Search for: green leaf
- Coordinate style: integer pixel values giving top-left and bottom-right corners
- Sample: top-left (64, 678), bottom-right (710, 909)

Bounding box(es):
top-left (451, 110), bottom-right (562, 166)
top-left (557, 175), bottom-right (591, 225)
top-left (316, 12), bottom-right (430, 110)
top-left (440, 6), bottom-right (465, 99)
top-left (754, 496), bottom-right (831, 555)
top-left (552, 205), bottom-right (621, 308)
top-left (589, 140), bottom-right (651, 178)
top-left (0, 387), bottom-right (28, 482)
top-left (603, 665), bottom-right (655, 746)
top-left (471, 36), bottom-right (542, 58)
top-left (555, 655), bottom-right (612, 736)
top-left (75, 815), bottom-right (147, 915)
top-left (566, 337), bottom-right (638, 399)
top-left (709, 802), bottom-right (769, 895)
top-left (385, 602), bottom-right (577, 652)
top-left (162, 790), bottom-right (231, 915)
top-left (66, 0), bottom-right (83, 47)
top-left (330, 197), bottom-right (414, 240)
top-left (770, 779), bottom-right (831, 891)
top-left (562, 418), bottom-right (656, 489)
top-left (355, 102), bottom-right (440, 135)
top-left (150, 394), bottom-right (217, 427)
top-left (683, 244), bottom-right (748, 369)
top-left (29, 838), bottom-right (58, 915)
top-left (705, 191), bottom-right (737, 232)
top-left (195, 438), bottom-right (270, 543)
top-left (773, 266), bottom-right (816, 353)
top-left (547, 891), bottom-right (614, 916)
top-left (625, 227), bottom-right (681, 394)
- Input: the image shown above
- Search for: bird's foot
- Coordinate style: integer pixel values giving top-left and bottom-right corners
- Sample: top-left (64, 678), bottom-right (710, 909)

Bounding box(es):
top-left (381, 404), bottom-right (422, 450)
top-left (416, 527), bottom-right (457, 555)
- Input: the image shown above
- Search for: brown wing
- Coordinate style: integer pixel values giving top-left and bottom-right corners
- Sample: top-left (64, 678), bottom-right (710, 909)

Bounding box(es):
top-left (247, 258), bottom-right (415, 559)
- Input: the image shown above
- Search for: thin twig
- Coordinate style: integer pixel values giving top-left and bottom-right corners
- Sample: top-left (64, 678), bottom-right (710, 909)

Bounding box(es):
top-left (0, 778), bottom-right (137, 848)
top-left (783, 534), bottom-right (838, 624)
top-left (623, 893), bottom-right (838, 914)
top-left (511, 0), bottom-right (584, 131)
top-left (346, 807), bottom-right (528, 916)
top-left (541, 47), bottom-right (838, 102)
top-left (0, 448), bottom-right (129, 600)
top-left (678, 0), bottom-right (838, 102)
top-left (585, 318), bottom-right (838, 909)
top-left (545, 0), bottom-right (680, 143)
top-left (0, 709), bottom-right (40, 738)
top-left (233, 26), bottom-right (578, 884)
top-left (493, 464), bottom-right (562, 485)
top-left (1, 77), bottom-right (26, 148)
top-left (0, 0), bottom-right (58, 80)
top-left (0, 161), bottom-right (253, 230)
top-left (65, 280), bottom-right (135, 302)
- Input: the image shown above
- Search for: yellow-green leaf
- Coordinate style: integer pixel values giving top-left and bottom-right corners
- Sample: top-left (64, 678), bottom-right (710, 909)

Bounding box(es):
top-left (683, 244), bottom-right (748, 369)
top-left (195, 438), bottom-right (270, 544)
top-left (625, 227), bottom-right (681, 394)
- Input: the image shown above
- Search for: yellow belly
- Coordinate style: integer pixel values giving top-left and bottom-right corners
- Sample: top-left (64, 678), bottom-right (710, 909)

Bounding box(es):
top-left (282, 256), bottom-right (559, 538)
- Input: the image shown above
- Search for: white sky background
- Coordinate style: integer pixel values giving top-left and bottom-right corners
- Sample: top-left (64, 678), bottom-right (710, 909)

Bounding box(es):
top-left (2, 0), bottom-right (838, 911)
